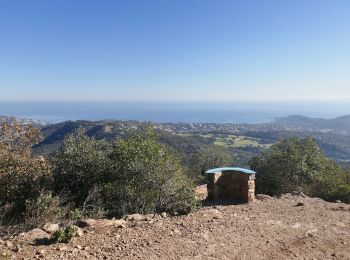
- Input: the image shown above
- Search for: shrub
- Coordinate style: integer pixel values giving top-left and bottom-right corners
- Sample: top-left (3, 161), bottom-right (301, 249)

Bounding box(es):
top-left (51, 225), bottom-right (78, 243)
top-left (67, 208), bottom-right (82, 222)
top-left (52, 128), bottom-right (111, 207)
top-left (64, 225), bottom-right (78, 241)
top-left (105, 126), bottom-right (197, 216)
top-left (80, 185), bottom-right (106, 219)
top-left (326, 184), bottom-right (350, 203)
top-left (0, 119), bottom-right (53, 223)
top-left (24, 191), bottom-right (66, 230)
top-left (52, 228), bottom-right (65, 243)
top-left (51, 125), bottom-right (197, 218)
top-left (190, 145), bottom-right (234, 184)
top-left (307, 169), bottom-right (350, 203)
top-left (250, 137), bottom-right (349, 201)
top-left (0, 203), bottom-right (15, 227)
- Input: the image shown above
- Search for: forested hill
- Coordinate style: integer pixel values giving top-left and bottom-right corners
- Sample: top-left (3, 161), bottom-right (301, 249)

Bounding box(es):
top-left (271, 115), bottom-right (350, 134)
top-left (22, 114), bottom-right (350, 169)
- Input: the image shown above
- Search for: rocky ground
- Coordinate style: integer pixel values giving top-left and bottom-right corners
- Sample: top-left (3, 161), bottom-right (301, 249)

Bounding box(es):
top-left (1, 190), bottom-right (350, 260)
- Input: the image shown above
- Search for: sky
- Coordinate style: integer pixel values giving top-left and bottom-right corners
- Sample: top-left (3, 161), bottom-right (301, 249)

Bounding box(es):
top-left (0, 0), bottom-right (350, 102)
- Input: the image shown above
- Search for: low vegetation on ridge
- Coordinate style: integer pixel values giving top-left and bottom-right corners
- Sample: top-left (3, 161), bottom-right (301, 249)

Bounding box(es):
top-left (250, 137), bottom-right (350, 202)
top-left (0, 120), bottom-right (197, 236)
top-left (0, 118), bottom-right (349, 237)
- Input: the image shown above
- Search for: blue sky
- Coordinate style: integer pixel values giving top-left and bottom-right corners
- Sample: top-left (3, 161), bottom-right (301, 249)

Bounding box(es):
top-left (0, 0), bottom-right (349, 102)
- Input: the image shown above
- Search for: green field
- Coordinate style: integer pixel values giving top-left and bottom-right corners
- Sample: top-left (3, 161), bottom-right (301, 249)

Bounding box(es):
top-left (104, 125), bottom-right (113, 133)
top-left (198, 133), bottom-right (272, 148)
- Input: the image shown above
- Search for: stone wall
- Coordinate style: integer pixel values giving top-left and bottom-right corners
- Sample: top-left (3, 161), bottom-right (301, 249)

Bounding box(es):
top-left (207, 171), bottom-right (255, 203)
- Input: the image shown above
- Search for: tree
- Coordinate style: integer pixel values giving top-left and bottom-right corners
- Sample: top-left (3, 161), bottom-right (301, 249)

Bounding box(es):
top-left (105, 126), bottom-right (197, 216)
top-left (0, 119), bottom-right (52, 222)
top-left (249, 137), bottom-right (347, 199)
top-left (190, 145), bottom-right (234, 183)
top-left (52, 128), bottom-right (111, 207)
top-left (51, 126), bottom-right (197, 218)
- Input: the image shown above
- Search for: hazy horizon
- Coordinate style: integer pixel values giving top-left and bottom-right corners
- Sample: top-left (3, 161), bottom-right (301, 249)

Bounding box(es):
top-left (1, 100), bottom-right (349, 124)
top-left (1, 1), bottom-right (350, 122)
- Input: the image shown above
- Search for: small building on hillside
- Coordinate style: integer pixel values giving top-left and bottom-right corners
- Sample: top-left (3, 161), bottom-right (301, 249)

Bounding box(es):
top-left (206, 167), bottom-right (256, 203)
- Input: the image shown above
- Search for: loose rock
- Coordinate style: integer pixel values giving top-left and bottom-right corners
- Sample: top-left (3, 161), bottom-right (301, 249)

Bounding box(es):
top-left (125, 214), bottom-right (145, 221)
top-left (76, 219), bottom-right (97, 228)
top-left (291, 191), bottom-right (307, 198)
top-left (3, 192), bottom-right (350, 260)
top-left (43, 223), bottom-right (60, 234)
top-left (72, 225), bottom-right (83, 237)
top-left (5, 241), bottom-right (13, 248)
top-left (57, 245), bottom-right (68, 252)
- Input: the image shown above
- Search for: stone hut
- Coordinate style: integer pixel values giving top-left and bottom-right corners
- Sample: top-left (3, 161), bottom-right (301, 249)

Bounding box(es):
top-left (206, 167), bottom-right (256, 203)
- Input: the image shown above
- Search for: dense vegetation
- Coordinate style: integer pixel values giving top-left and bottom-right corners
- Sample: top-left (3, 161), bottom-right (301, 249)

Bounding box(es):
top-left (188, 145), bottom-right (235, 184)
top-left (32, 115), bottom-right (350, 170)
top-left (1, 117), bottom-right (350, 236)
top-left (0, 120), bottom-right (197, 235)
top-left (0, 120), bottom-right (53, 227)
top-left (53, 126), bottom-right (197, 217)
top-left (250, 137), bottom-right (350, 203)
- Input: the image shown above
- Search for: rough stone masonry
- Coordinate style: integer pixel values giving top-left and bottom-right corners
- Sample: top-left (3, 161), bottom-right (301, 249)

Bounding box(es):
top-left (206, 167), bottom-right (256, 203)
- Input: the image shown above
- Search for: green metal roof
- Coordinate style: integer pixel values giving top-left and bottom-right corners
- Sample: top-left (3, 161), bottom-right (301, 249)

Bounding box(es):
top-left (205, 167), bottom-right (256, 175)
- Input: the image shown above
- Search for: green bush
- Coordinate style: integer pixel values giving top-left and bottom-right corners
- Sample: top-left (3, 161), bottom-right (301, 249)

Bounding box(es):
top-left (51, 225), bottom-right (77, 243)
top-left (307, 170), bottom-right (350, 203)
top-left (190, 145), bottom-right (234, 184)
top-left (64, 225), bottom-right (78, 241)
top-left (250, 137), bottom-right (349, 202)
top-left (52, 128), bottom-right (111, 207)
top-left (105, 126), bottom-right (197, 216)
top-left (52, 228), bottom-right (65, 243)
top-left (67, 208), bottom-right (82, 222)
top-left (326, 184), bottom-right (350, 203)
top-left (51, 126), bottom-right (197, 218)
top-left (0, 120), bottom-right (53, 223)
top-left (24, 191), bottom-right (66, 230)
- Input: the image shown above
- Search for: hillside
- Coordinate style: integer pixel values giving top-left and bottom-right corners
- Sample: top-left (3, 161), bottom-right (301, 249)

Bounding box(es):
top-left (2, 114), bottom-right (350, 168)
top-left (0, 115), bottom-right (47, 127)
top-left (1, 192), bottom-right (349, 259)
top-left (30, 115), bottom-right (350, 168)
top-left (272, 115), bottom-right (350, 134)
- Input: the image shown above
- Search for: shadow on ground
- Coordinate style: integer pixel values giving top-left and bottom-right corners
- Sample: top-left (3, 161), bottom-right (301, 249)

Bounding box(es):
top-left (201, 198), bottom-right (247, 207)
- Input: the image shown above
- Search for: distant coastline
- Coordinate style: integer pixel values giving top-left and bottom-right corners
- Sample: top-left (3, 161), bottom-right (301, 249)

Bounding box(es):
top-left (0, 101), bottom-right (349, 124)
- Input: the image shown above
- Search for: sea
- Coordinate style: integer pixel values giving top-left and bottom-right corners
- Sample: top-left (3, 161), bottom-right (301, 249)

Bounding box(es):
top-left (0, 101), bottom-right (349, 124)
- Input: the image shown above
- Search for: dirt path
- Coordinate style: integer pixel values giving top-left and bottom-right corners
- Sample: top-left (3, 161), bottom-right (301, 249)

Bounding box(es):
top-left (1, 194), bottom-right (350, 259)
